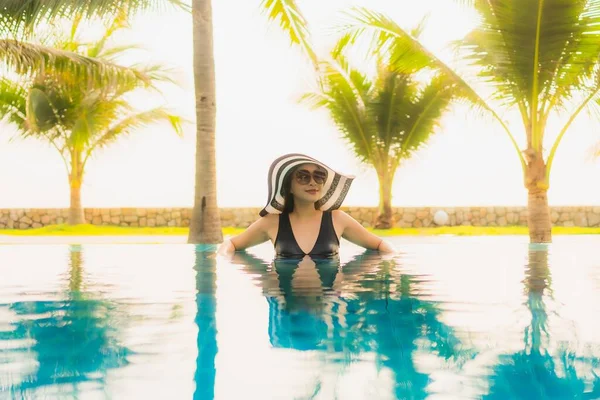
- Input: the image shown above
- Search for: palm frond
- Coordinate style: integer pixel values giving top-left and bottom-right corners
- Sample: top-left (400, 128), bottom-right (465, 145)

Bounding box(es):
top-left (70, 91), bottom-right (128, 149)
top-left (341, 8), bottom-right (432, 75)
top-left (87, 7), bottom-right (130, 58)
top-left (260, 0), bottom-right (318, 67)
top-left (400, 74), bottom-right (458, 158)
top-left (127, 63), bottom-right (181, 88)
top-left (95, 43), bottom-right (145, 62)
top-left (0, 0), bottom-right (189, 34)
top-left (367, 67), bottom-right (415, 155)
top-left (330, 31), bottom-right (353, 60)
top-left (306, 56), bottom-right (376, 163)
top-left (341, 6), bottom-right (526, 169)
top-left (0, 39), bottom-right (142, 86)
top-left (0, 77), bottom-right (27, 129)
top-left (459, 0), bottom-right (600, 123)
top-left (88, 107), bottom-right (184, 152)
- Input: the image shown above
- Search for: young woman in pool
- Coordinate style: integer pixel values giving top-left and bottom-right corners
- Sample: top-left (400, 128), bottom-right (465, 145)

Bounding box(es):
top-left (219, 153), bottom-right (395, 257)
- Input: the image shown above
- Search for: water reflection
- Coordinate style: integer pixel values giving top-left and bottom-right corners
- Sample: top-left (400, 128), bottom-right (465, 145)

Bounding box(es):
top-left (1, 241), bottom-right (600, 399)
top-left (0, 245), bottom-right (130, 397)
top-left (194, 245), bottom-right (218, 400)
top-left (229, 251), bottom-right (472, 399)
top-left (484, 245), bottom-right (600, 399)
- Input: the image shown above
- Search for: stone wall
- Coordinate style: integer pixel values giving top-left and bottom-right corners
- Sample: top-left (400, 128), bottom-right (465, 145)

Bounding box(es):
top-left (1, 206), bottom-right (600, 229)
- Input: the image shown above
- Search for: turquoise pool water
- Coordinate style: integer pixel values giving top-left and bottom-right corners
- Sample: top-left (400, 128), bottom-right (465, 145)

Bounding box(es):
top-left (1, 236), bottom-right (600, 399)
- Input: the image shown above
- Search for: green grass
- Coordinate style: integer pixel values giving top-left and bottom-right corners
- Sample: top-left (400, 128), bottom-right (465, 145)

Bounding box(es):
top-left (1, 224), bottom-right (599, 236)
top-left (0, 224), bottom-right (239, 236)
top-left (371, 226), bottom-right (600, 236)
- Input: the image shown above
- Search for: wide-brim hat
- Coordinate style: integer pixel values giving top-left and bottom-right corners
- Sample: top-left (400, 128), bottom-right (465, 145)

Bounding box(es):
top-left (259, 153), bottom-right (355, 217)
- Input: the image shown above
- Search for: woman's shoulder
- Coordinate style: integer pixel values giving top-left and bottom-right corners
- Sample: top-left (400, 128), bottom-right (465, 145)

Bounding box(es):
top-left (331, 209), bottom-right (353, 228)
top-left (331, 209), bottom-right (350, 220)
top-left (260, 213), bottom-right (280, 228)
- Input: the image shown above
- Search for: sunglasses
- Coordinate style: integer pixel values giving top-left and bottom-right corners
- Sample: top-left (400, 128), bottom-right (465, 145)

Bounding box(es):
top-left (294, 169), bottom-right (327, 185)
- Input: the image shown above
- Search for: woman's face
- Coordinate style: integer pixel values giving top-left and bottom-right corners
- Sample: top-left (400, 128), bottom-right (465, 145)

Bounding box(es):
top-left (289, 163), bottom-right (328, 203)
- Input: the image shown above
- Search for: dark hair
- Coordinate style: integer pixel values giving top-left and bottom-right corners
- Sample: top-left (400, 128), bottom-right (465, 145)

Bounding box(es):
top-left (281, 170), bottom-right (295, 214)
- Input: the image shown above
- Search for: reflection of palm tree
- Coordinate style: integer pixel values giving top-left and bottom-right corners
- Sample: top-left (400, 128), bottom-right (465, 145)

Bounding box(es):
top-left (1, 245), bottom-right (129, 396)
top-left (193, 245), bottom-right (219, 400)
top-left (340, 253), bottom-right (468, 400)
top-left (484, 245), bottom-right (600, 399)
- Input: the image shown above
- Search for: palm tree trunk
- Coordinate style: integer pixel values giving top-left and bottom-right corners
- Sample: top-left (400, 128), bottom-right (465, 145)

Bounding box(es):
top-left (375, 169), bottom-right (394, 229)
top-left (527, 187), bottom-right (551, 243)
top-left (188, 0), bottom-right (223, 244)
top-left (69, 154), bottom-right (85, 225)
top-left (524, 149), bottom-right (551, 243)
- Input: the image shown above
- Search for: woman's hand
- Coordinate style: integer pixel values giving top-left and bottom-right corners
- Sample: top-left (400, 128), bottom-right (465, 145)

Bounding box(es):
top-left (217, 239), bottom-right (236, 258)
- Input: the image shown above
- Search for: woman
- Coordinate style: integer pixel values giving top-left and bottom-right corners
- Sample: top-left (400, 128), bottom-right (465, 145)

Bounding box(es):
top-left (219, 153), bottom-right (395, 257)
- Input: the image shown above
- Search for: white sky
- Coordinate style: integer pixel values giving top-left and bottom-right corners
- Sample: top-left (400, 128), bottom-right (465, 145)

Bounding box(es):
top-left (0, 0), bottom-right (599, 209)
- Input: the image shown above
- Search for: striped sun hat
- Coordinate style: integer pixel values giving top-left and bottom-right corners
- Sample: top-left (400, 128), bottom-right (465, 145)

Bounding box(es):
top-left (259, 153), bottom-right (355, 217)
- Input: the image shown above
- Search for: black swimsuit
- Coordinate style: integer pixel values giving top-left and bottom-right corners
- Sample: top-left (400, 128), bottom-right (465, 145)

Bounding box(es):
top-left (274, 212), bottom-right (339, 258)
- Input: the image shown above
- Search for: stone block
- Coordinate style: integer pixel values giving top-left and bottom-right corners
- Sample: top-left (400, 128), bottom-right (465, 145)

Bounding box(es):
top-left (402, 213), bottom-right (416, 222)
top-left (588, 214), bottom-right (600, 227)
top-left (416, 210), bottom-right (429, 219)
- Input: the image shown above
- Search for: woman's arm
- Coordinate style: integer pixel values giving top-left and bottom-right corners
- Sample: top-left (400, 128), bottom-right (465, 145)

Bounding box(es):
top-left (217, 215), bottom-right (276, 256)
top-left (333, 210), bottom-right (395, 253)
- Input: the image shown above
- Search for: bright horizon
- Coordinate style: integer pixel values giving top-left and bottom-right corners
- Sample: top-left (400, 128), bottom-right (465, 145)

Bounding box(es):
top-left (0, 0), bottom-right (599, 210)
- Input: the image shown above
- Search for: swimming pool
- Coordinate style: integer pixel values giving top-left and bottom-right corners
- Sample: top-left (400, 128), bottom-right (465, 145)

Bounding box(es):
top-left (1, 236), bottom-right (599, 399)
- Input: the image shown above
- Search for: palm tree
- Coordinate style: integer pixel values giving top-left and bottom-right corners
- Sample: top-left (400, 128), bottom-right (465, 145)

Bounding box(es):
top-left (0, 15), bottom-right (183, 225)
top-left (187, 0), bottom-right (222, 244)
top-left (0, 0), bottom-right (316, 243)
top-left (0, 0), bottom-right (313, 242)
top-left (302, 34), bottom-right (461, 228)
top-left (344, 1), bottom-right (600, 242)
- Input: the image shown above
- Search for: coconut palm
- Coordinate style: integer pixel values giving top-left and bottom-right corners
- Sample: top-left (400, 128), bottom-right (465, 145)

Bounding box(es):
top-left (343, 1), bottom-right (600, 242)
top-left (0, 0), bottom-right (314, 242)
top-left (0, 15), bottom-right (183, 224)
top-left (302, 34), bottom-right (461, 228)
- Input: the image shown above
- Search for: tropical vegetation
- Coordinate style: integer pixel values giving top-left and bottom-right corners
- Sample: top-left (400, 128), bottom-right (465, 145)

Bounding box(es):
top-left (342, 1), bottom-right (600, 242)
top-left (302, 30), bottom-right (461, 228)
top-left (0, 13), bottom-right (183, 224)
